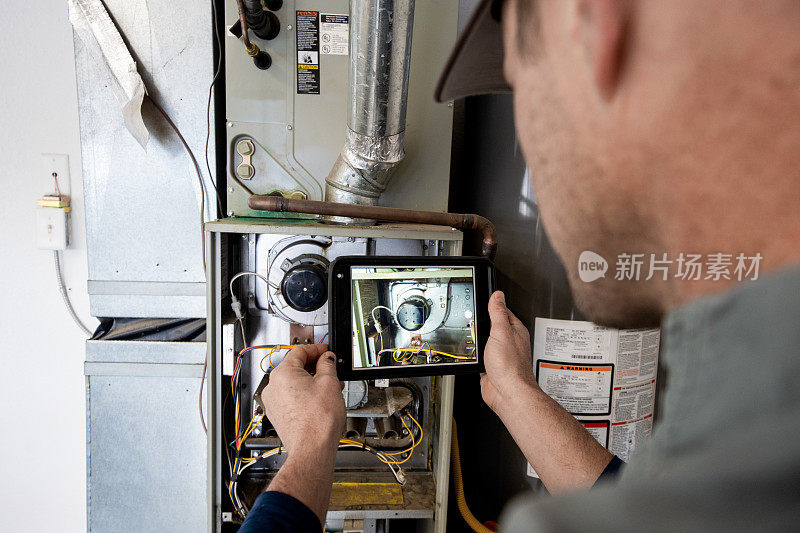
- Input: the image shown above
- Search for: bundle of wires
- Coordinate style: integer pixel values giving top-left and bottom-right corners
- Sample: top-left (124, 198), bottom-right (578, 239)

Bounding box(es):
top-left (381, 346), bottom-right (475, 362)
top-left (229, 409), bottom-right (424, 519)
top-left (226, 305), bottom-right (425, 519)
top-left (227, 321), bottom-right (303, 517)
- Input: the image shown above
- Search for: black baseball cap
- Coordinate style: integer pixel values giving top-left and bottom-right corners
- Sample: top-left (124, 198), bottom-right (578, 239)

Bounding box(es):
top-left (434, 0), bottom-right (511, 102)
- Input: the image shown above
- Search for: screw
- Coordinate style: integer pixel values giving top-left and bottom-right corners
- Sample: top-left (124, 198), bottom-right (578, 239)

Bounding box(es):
top-left (227, 122), bottom-right (234, 128)
top-left (227, 210), bottom-right (234, 216)
top-left (287, 24), bottom-right (293, 30)
top-left (228, 187), bottom-right (234, 193)
top-left (242, 235), bottom-right (247, 240)
top-left (448, 102), bottom-right (454, 108)
top-left (287, 124), bottom-right (293, 130)
top-left (248, 292), bottom-right (254, 299)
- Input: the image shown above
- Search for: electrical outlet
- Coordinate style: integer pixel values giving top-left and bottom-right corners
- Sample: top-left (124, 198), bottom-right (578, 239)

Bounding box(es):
top-left (36, 207), bottom-right (69, 250)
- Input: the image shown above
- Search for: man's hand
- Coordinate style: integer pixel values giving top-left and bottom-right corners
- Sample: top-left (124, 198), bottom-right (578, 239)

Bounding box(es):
top-left (262, 343), bottom-right (345, 454)
top-left (260, 344), bottom-right (345, 523)
top-left (481, 290), bottom-right (539, 415)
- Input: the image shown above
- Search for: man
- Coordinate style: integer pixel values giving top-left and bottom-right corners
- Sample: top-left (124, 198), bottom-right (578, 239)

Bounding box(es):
top-left (240, 0), bottom-right (800, 530)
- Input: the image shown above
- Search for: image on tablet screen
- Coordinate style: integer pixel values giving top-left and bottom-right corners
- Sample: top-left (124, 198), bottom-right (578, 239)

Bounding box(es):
top-left (350, 266), bottom-right (478, 369)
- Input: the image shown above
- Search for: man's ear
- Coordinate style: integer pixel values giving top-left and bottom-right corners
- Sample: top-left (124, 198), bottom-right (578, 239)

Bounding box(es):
top-left (577, 0), bottom-right (629, 101)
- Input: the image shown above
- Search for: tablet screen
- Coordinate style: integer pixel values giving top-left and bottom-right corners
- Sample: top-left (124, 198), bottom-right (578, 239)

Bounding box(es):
top-left (350, 266), bottom-right (479, 370)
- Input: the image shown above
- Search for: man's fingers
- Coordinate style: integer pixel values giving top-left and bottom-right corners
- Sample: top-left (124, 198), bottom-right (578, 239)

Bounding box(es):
top-left (488, 290), bottom-right (513, 331)
top-left (314, 350), bottom-right (339, 378)
top-left (281, 344), bottom-right (330, 370)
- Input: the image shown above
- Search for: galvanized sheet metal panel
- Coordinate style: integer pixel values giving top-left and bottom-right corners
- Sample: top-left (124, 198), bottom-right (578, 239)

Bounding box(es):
top-left (73, 0), bottom-right (215, 317)
top-left (86, 373), bottom-right (207, 532)
top-left (86, 340), bottom-right (207, 532)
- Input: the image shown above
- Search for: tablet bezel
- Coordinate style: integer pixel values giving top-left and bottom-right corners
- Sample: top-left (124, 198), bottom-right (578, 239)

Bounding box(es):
top-left (329, 255), bottom-right (494, 380)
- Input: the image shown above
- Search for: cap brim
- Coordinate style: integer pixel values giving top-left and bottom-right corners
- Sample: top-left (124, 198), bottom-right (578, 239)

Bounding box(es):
top-left (434, 0), bottom-right (511, 102)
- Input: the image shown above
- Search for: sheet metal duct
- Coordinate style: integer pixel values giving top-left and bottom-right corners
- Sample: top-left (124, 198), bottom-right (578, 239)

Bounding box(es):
top-left (324, 0), bottom-right (416, 222)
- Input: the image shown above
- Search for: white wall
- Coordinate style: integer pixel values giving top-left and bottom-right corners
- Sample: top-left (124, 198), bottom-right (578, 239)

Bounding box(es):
top-left (0, 2), bottom-right (95, 531)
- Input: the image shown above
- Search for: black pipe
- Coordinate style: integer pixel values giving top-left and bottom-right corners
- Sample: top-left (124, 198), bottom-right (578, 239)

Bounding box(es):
top-left (243, 0), bottom-right (280, 40)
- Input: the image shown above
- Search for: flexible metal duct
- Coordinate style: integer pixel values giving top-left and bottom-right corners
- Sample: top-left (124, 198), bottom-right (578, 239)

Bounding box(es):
top-left (324, 0), bottom-right (416, 222)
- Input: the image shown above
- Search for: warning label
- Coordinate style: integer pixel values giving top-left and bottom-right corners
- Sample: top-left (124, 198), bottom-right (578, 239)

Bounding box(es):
top-left (536, 361), bottom-right (614, 416)
top-left (320, 14), bottom-right (349, 55)
top-left (296, 11), bottom-right (320, 94)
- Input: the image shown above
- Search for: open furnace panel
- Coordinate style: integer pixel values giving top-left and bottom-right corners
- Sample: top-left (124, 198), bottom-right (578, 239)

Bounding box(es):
top-left (206, 220), bottom-right (462, 532)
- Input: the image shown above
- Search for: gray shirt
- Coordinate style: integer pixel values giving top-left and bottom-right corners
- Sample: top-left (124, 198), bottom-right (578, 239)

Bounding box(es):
top-left (503, 266), bottom-right (800, 532)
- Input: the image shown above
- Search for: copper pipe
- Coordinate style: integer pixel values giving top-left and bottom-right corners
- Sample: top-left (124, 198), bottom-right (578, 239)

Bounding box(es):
top-left (234, 0), bottom-right (254, 52)
top-left (248, 195), bottom-right (498, 258)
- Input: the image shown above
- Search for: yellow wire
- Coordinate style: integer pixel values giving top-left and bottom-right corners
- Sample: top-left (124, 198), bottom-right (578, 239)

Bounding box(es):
top-left (259, 347), bottom-right (277, 373)
top-left (378, 418), bottom-right (418, 464)
top-left (382, 412), bottom-right (424, 457)
top-left (383, 347), bottom-right (475, 360)
top-left (338, 410), bottom-right (422, 464)
top-left (393, 349), bottom-right (413, 363)
top-left (452, 419), bottom-right (493, 533)
top-left (238, 413), bottom-right (264, 448)
top-left (254, 344), bottom-right (308, 373)
top-left (239, 344), bottom-right (302, 356)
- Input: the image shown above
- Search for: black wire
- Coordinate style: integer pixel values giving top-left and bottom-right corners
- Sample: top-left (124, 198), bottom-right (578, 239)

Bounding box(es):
top-left (205, 0), bottom-right (224, 217)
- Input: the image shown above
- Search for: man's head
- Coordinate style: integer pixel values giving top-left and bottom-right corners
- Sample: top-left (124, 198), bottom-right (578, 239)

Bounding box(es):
top-left (492, 0), bottom-right (800, 327)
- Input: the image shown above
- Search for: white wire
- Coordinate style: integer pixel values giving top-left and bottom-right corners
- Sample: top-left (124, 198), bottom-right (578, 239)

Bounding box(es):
top-left (371, 305), bottom-right (396, 356)
top-left (238, 317), bottom-right (247, 348)
top-left (422, 342), bottom-right (433, 364)
top-left (53, 250), bottom-right (93, 336)
top-left (230, 269), bottom-right (326, 327)
top-left (371, 305), bottom-right (396, 328)
top-left (229, 271), bottom-right (273, 299)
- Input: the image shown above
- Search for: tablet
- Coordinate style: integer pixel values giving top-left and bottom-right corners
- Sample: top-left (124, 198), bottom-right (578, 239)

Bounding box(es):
top-left (329, 256), bottom-right (494, 380)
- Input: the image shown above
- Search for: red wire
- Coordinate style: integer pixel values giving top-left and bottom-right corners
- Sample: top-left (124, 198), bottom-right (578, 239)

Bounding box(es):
top-left (52, 172), bottom-right (62, 198)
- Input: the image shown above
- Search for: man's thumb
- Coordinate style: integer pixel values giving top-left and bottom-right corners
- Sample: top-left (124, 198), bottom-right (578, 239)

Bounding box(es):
top-left (315, 351), bottom-right (338, 377)
top-left (488, 291), bottom-right (512, 327)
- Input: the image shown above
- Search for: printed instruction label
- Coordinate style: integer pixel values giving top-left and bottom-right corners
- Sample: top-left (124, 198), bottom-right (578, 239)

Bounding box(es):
top-left (296, 11), bottom-right (320, 94)
top-left (320, 14), bottom-right (349, 55)
top-left (527, 319), bottom-right (660, 478)
top-left (536, 361), bottom-right (614, 415)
